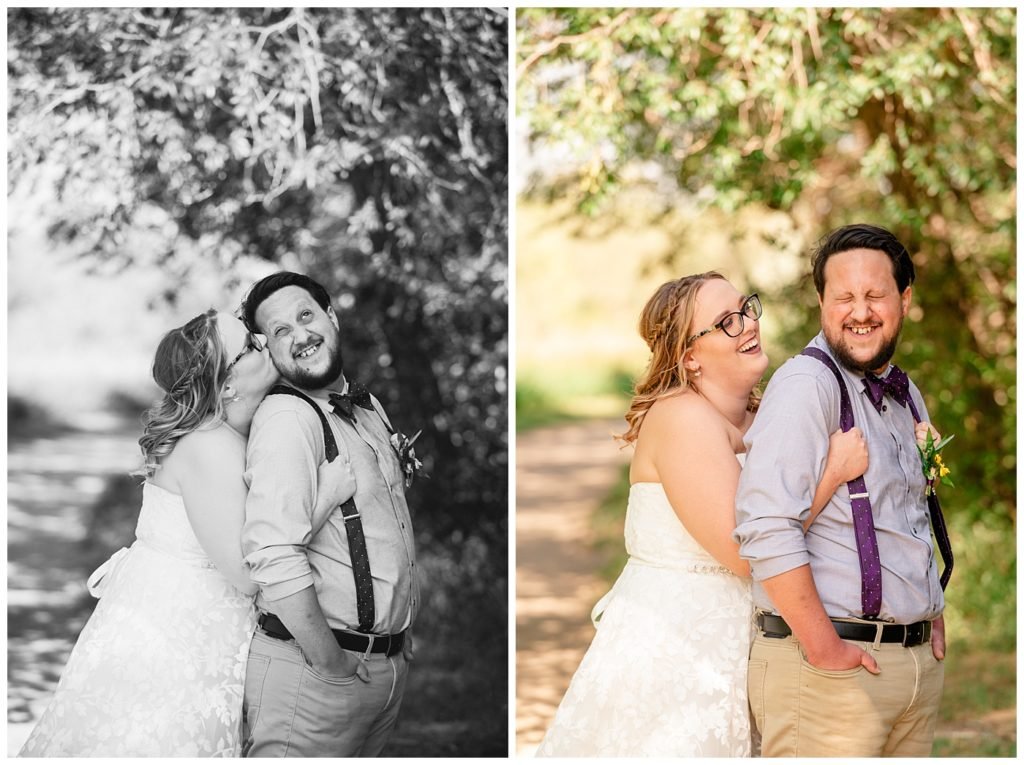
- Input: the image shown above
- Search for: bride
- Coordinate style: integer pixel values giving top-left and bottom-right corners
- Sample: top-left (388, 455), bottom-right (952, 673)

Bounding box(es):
top-left (535, 273), bottom-right (868, 757)
top-left (18, 309), bottom-right (344, 757)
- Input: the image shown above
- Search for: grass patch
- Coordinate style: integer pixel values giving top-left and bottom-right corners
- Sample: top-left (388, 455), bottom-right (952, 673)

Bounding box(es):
top-left (517, 368), bottom-right (633, 433)
top-left (515, 380), bottom-right (581, 432)
top-left (592, 464), bottom-right (631, 583)
top-left (7, 395), bottom-right (78, 442)
top-left (933, 646), bottom-right (1016, 756)
top-left (942, 513), bottom-right (1016, 654)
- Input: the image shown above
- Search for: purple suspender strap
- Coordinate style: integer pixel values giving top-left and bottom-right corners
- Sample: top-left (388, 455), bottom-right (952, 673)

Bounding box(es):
top-left (800, 348), bottom-right (883, 617)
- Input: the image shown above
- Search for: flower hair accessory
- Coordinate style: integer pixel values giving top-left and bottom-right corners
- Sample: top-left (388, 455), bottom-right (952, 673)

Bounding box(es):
top-left (390, 429), bottom-right (425, 488)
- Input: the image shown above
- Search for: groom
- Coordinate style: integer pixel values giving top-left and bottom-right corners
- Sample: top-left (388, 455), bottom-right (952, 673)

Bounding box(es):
top-left (734, 224), bottom-right (947, 756)
top-left (239, 272), bottom-right (417, 757)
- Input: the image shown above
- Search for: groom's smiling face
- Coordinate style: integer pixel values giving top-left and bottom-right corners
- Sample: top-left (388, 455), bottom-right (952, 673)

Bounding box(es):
top-left (255, 285), bottom-right (346, 391)
top-left (819, 247), bottom-right (912, 374)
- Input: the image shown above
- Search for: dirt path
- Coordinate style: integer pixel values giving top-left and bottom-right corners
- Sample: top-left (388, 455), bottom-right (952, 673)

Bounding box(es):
top-left (515, 418), bottom-right (630, 756)
top-left (7, 428), bottom-right (141, 755)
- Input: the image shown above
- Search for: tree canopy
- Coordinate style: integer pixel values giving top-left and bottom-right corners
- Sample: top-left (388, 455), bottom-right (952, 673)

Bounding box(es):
top-left (9, 7), bottom-right (509, 539)
top-left (518, 7), bottom-right (1015, 525)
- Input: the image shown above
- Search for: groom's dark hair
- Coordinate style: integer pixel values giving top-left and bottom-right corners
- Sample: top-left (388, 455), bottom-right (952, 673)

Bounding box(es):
top-left (241, 272), bottom-right (333, 333)
top-left (811, 224), bottom-right (916, 297)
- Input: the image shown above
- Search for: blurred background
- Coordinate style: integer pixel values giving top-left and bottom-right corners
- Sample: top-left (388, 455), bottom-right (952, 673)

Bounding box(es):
top-left (7, 7), bottom-right (507, 756)
top-left (516, 7), bottom-right (1014, 757)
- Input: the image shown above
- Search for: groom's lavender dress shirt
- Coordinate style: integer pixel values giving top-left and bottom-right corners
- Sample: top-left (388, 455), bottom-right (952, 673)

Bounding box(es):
top-left (733, 332), bottom-right (944, 624)
top-left (242, 391), bottom-right (417, 635)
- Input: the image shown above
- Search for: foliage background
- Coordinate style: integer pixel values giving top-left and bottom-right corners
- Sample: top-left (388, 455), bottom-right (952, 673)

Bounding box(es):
top-left (7, 7), bottom-right (507, 756)
top-left (517, 7), bottom-right (1015, 756)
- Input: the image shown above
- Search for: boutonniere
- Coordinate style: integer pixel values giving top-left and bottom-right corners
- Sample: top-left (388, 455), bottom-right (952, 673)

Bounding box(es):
top-left (390, 429), bottom-right (424, 488)
top-left (917, 429), bottom-right (954, 496)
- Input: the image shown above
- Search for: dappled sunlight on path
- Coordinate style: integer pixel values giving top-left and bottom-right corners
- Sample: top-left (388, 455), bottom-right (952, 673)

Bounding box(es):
top-left (7, 428), bottom-right (140, 755)
top-left (516, 419), bottom-right (630, 755)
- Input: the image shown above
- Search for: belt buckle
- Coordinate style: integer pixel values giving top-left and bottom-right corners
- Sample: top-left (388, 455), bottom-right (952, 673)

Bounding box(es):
top-left (758, 613), bottom-right (789, 639)
top-left (903, 622), bottom-right (923, 647)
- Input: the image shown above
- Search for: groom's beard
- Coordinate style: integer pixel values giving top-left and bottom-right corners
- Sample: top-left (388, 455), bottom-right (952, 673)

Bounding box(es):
top-left (279, 340), bottom-right (346, 390)
top-left (823, 314), bottom-right (903, 373)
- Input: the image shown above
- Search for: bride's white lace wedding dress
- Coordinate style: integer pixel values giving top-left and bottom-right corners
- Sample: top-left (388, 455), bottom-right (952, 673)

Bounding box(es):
top-left (19, 482), bottom-right (257, 757)
top-left (536, 474), bottom-right (755, 757)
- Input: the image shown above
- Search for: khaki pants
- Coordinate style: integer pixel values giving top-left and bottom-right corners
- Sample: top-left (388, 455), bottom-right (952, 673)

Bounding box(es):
top-left (749, 622), bottom-right (944, 757)
top-left (242, 629), bottom-right (408, 757)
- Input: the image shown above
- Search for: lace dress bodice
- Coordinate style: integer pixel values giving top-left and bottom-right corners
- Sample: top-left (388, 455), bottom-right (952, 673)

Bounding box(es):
top-left (134, 482), bottom-right (219, 564)
top-left (623, 483), bottom-right (732, 572)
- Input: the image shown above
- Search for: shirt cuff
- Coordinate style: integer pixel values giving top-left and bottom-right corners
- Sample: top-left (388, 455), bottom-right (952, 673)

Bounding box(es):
top-left (748, 549), bottom-right (811, 582)
top-left (245, 546), bottom-right (315, 601)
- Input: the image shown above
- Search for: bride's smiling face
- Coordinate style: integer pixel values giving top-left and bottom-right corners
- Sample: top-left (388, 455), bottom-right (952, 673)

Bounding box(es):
top-left (685, 279), bottom-right (769, 384)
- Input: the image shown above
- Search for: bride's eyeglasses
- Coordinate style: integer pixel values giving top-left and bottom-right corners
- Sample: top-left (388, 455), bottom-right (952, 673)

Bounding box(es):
top-left (686, 293), bottom-right (762, 344)
top-left (227, 332), bottom-right (264, 371)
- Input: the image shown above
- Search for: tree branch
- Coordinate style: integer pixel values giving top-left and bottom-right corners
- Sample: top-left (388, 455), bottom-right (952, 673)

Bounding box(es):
top-left (517, 9), bottom-right (636, 78)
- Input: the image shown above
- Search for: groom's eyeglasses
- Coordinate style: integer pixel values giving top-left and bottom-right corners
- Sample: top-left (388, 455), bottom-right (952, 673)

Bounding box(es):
top-left (686, 293), bottom-right (762, 344)
top-left (227, 332), bottom-right (264, 371)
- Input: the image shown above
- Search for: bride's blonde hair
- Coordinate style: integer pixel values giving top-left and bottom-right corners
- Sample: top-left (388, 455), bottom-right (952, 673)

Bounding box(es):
top-left (135, 309), bottom-right (231, 477)
top-left (618, 272), bottom-right (760, 444)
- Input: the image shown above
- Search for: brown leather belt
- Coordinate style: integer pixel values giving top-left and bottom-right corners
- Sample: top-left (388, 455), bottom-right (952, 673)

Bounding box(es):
top-left (258, 612), bottom-right (405, 657)
top-left (757, 612), bottom-right (931, 647)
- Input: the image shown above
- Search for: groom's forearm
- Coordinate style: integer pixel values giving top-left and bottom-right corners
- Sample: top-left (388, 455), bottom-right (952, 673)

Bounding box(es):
top-left (268, 585), bottom-right (350, 673)
top-left (760, 564), bottom-right (845, 663)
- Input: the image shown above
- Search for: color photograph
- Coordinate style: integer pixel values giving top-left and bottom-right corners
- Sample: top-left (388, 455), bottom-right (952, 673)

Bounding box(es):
top-left (516, 7), bottom-right (1014, 758)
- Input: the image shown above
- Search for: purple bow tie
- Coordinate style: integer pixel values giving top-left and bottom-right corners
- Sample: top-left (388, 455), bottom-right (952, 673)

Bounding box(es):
top-left (862, 366), bottom-right (910, 413)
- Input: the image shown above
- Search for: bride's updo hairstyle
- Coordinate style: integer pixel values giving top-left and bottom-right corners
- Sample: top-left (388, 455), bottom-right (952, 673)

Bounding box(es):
top-left (135, 309), bottom-right (231, 477)
top-left (618, 271), bottom-right (759, 444)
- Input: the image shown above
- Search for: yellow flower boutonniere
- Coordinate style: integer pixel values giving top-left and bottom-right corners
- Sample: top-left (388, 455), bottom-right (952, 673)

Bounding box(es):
top-left (917, 430), bottom-right (954, 497)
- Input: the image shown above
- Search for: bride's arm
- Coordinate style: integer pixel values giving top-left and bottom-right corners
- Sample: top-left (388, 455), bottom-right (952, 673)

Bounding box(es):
top-left (803, 428), bottom-right (869, 531)
top-left (176, 428), bottom-right (259, 595)
top-left (649, 395), bottom-right (750, 577)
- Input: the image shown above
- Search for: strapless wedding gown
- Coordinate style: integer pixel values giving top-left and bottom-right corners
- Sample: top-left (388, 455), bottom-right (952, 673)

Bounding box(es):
top-left (19, 483), bottom-right (257, 757)
top-left (536, 477), bottom-right (754, 757)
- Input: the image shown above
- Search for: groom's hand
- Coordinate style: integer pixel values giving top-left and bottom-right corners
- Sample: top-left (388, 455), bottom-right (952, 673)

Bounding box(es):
top-left (763, 566), bottom-right (881, 675)
top-left (314, 647), bottom-right (360, 679)
top-left (804, 638), bottom-right (881, 675)
top-left (931, 615), bottom-right (946, 660)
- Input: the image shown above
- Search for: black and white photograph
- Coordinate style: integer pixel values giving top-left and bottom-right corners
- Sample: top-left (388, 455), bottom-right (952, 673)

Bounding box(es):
top-left (8, 6), bottom-right (508, 757)
top-left (515, 6), bottom-right (1014, 758)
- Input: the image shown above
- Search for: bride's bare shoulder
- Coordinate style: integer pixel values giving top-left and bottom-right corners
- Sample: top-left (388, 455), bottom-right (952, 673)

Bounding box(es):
top-left (172, 424), bottom-right (245, 467)
top-left (645, 389), bottom-right (723, 431)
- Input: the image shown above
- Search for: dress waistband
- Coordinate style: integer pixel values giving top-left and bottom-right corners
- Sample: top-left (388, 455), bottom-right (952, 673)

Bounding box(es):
top-left (626, 555), bottom-right (731, 575)
top-left (134, 538), bottom-right (218, 569)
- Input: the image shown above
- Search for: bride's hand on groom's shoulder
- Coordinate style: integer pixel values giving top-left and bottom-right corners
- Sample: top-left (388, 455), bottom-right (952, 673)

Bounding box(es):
top-left (804, 429), bottom-right (870, 531)
top-left (915, 422), bottom-right (941, 450)
top-left (826, 427), bottom-right (869, 487)
top-left (310, 459), bottom-right (358, 533)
